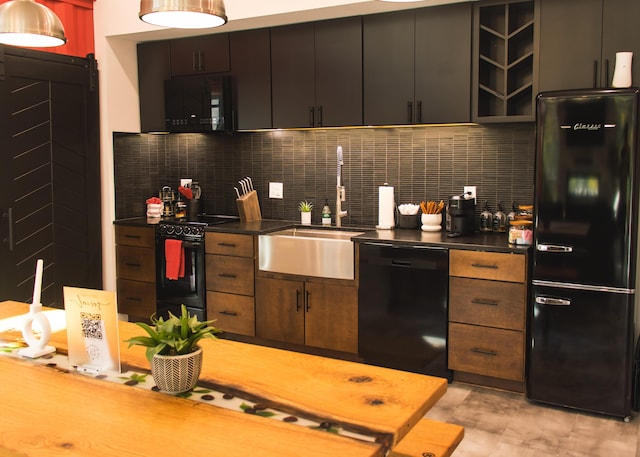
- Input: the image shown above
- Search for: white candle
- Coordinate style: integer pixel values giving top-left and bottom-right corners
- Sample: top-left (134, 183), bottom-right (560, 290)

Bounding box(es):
top-left (32, 259), bottom-right (44, 307)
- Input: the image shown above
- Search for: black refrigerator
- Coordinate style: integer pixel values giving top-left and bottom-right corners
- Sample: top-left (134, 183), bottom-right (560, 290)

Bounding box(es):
top-left (528, 88), bottom-right (639, 420)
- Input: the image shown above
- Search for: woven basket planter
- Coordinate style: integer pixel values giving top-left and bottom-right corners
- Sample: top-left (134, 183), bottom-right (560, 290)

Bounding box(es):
top-left (151, 346), bottom-right (203, 393)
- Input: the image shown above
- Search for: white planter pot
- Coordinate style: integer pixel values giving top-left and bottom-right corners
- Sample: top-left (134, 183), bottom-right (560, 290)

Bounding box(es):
top-left (301, 211), bottom-right (312, 225)
top-left (151, 346), bottom-right (203, 393)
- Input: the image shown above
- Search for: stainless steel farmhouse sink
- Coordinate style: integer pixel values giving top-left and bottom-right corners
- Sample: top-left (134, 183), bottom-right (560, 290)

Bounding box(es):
top-left (258, 228), bottom-right (364, 280)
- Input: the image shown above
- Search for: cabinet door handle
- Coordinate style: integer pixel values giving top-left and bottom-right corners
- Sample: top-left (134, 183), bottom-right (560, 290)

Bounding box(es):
top-left (198, 51), bottom-right (204, 71)
top-left (593, 60), bottom-right (598, 88)
top-left (471, 298), bottom-right (499, 306)
top-left (407, 101), bottom-right (413, 124)
top-left (317, 106), bottom-right (323, 127)
top-left (305, 289), bottom-right (310, 312)
top-left (470, 263), bottom-right (498, 269)
top-left (309, 106), bottom-right (315, 127)
top-left (219, 310), bottom-right (238, 316)
top-left (218, 273), bottom-right (236, 279)
top-left (470, 347), bottom-right (497, 356)
top-left (416, 100), bottom-right (422, 124)
top-left (605, 58), bottom-right (610, 87)
top-left (296, 289), bottom-right (301, 311)
top-left (1, 207), bottom-right (13, 252)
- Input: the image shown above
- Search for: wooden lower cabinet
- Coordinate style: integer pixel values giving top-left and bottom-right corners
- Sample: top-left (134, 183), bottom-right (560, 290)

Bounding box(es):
top-left (448, 249), bottom-right (528, 390)
top-left (205, 232), bottom-right (256, 337)
top-left (207, 291), bottom-right (255, 336)
top-left (255, 277), bottom-right (358, 354)
top-left (448, 322), bottom-right (524, 382)
top-left (115, 225), bottom-right (156, 321)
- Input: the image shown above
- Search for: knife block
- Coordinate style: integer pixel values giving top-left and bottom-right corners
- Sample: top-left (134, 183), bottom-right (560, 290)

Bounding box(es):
top-left (236, 190), bottom-right (262, 222)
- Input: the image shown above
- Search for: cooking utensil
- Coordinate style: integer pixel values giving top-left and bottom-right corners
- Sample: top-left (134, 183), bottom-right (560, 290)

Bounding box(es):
top-left (247, 177), bottom-right (253, 191)
top-left (234, 187), bottom-right (241, 199)
top-left (239, 180), bottom-right (247, 195)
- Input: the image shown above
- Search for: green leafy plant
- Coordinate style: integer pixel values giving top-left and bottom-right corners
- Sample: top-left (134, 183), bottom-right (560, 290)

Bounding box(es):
top-left (298, 200), bottom-right (313, 212)
top-left (125, 304), bottom-right (221, 362)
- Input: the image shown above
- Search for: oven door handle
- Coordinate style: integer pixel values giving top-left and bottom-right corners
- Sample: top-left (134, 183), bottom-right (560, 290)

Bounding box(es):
top-left (182, 241), bottom-right (202, 248)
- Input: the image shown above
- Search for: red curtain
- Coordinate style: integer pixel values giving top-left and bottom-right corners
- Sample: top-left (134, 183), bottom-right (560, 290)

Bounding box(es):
top-left (0, 0), bottom-right (95, 57)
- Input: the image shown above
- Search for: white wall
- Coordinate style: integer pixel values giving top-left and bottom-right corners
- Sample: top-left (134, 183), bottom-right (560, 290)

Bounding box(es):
top-left (92, 0), bottom-right (469, 291)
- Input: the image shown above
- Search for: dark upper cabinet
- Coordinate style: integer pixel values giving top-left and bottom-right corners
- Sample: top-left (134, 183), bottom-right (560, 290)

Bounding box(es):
top-left (170, 34), bottom-right (230, 76)
top-left (415, 4), bottom-right (472, 124)
top-left (138, 41), bottom-right (171, 132)
top-left (229, 28), bottom-right (272, 130)
top-left (364, 4), bottom-right (472, 126)
top-left (539, 0), bottom-right (640, 91)
top-left (271, 17), bottom-right (362, 128)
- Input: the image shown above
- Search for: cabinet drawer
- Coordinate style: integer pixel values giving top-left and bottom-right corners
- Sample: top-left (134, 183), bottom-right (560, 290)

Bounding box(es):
top-left (117, 278), bottom-right (156, 319)
top-left (205, 232), bottom-right (254, 257)
top-left (206, 254), bottom-right (254, 295)
top-left (449, 277), bottom-right (525, 331)
top-left (449, 250), bottom-right (525, 283)
top-left (448, 322), bottom-right (524, 382)
top-left (116, 245), bottom-right (155, 282)
top-left (115, 225), bottom-right (155, 248)
top-left (207, 291), bottom-right (255, 336)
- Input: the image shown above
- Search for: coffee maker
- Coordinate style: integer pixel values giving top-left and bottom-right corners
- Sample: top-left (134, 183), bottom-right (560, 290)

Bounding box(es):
top-left (447, 194), bottom-right (475, 237)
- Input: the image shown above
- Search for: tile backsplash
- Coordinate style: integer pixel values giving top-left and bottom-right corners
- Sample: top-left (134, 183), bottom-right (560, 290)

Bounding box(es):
top-left (113, 123), bottom-right (535, 227)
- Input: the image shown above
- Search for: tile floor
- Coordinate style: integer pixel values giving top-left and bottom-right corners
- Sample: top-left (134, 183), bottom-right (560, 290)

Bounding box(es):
top-left (425, 383), bottom-right (640, 457)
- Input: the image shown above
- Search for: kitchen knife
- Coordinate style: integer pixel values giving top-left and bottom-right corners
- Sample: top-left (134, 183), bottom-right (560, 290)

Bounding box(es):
top-left (234, 187), bottom-right (241, 199)
top-left (247, 177), bottom-right (253, 191)
top-left (239, 180), bottom-right (247, 195)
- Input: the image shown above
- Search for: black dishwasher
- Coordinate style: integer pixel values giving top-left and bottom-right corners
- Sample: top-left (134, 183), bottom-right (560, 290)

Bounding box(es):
top-left (358, 242), bottom-right (451, 380)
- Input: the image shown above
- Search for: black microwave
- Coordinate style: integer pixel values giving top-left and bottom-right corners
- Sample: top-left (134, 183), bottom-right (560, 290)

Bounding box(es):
top-left (164, 75), bottom-right (233, 133)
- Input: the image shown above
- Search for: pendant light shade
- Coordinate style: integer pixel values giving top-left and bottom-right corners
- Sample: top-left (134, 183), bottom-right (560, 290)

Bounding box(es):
top-left (139, 0), bottom-right (227, 29)
top-left (0, 0), bottom-right (66, 47)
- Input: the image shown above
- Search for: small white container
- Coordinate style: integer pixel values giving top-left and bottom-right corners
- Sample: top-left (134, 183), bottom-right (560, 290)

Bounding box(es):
top-left (146, 203), bottom-right (163, 218)
top-left (421, 213), bottom-right (442, 232)
top-left (301, 211), bottom-right (312, 226)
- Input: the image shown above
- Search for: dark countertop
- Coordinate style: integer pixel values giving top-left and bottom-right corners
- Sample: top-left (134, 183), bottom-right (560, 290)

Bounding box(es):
top-left (114, 216), bottom-right (530, 254)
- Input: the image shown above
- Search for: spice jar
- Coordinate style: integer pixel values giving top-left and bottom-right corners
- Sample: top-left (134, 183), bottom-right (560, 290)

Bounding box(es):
top-left (508, 220), bottom-right (533, 245)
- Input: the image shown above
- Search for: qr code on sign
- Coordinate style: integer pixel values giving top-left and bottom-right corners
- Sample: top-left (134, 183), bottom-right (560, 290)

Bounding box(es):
top-left (80, 312), bottom-right (103, 340)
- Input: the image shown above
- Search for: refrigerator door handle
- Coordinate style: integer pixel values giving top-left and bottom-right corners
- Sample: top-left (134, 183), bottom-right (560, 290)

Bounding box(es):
top-left (537, 243), bottom-right (573, 253)
top-left (535, 296), bottom-right (571, 306)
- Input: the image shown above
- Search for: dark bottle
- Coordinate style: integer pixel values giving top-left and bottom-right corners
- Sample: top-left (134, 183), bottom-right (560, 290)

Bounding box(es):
top-left (492, 201), bottom-right (507, 233)
top-left (480, 200), bottom-right (492, 232)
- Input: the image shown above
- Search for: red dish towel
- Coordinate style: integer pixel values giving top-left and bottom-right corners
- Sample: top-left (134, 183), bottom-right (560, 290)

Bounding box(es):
top-left (165, 239), bottom-right (185, 280)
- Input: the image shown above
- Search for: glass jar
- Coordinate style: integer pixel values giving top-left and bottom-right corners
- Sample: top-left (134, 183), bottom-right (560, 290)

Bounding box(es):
top-left (508, 220), bottom-right (533, 245)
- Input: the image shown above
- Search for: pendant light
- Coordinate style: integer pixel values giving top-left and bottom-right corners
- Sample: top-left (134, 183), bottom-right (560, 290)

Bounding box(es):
top-left (139, 0), bottom-right (227, 29)
top-left (0, 0), bottom-right (66, 47)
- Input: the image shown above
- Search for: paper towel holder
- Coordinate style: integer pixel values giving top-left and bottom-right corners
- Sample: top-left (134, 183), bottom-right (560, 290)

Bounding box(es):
top-left (376, 183), bottom-right (396, 230)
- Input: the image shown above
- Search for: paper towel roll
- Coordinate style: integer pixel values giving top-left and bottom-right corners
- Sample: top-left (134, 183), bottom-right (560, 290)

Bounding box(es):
top-left (377, 185), bottom-right (395, 229)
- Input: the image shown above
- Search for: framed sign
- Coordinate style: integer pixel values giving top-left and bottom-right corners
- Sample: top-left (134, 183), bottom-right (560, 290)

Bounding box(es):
top-left (63, 287), bottom-right (121, 373)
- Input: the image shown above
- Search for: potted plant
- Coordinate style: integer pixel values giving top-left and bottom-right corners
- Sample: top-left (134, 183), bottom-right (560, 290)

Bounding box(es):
top-left (299, 200), bottom-right (313, 225)
top-left (125, 305), bottom-right (221, 393)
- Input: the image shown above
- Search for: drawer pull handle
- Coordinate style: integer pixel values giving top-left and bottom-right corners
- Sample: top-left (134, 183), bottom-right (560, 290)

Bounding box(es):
top-left (470, 347), bottom-right (497, 356)
top-left (124, 234), bottom-right (141, 239)
top-left (126, 296), bottom-right (141, 301)
top-left (217, 242), bottom-right (237, 247)
top-left (125, 262), bottom-right (141, 268)
top-left (219, 310), bottom-right (238, 316)
top-left (218, 273), bottom-right (236, 278)
top-left (470, 263), bottom-right (498, 269)
top-left (471, 298), bottom-right (499, 306)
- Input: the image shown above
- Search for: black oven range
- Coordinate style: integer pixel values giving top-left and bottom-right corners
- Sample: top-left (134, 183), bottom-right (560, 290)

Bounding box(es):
top-left (155, 215), bottom-right (237, 320)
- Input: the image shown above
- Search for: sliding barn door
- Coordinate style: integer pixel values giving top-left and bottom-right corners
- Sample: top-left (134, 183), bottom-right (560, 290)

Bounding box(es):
top-left (0, 46), bottom-right (101, 307)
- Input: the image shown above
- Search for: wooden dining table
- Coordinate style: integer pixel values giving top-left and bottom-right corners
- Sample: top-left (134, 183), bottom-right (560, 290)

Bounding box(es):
top-left (0, 300), bottom-right (456, 457)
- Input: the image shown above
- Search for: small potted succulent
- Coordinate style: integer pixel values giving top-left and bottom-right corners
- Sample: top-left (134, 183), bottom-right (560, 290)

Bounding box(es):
top-left (125, 305), bottom-right (221, 393)
top-left (299, 200), bottom-right (313, 225)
